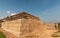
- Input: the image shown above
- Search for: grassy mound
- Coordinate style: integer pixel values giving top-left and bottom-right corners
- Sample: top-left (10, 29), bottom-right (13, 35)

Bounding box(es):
top-left (0, 32), bottom-right (6, 38)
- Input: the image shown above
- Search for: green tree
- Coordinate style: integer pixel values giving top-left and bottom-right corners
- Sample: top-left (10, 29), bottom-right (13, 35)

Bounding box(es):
top-left (58, 23), bottom-right (60, 30)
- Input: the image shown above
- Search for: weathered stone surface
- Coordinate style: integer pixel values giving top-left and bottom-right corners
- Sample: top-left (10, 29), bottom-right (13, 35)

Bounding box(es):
top-left (0, 12), bottom-right (57, 38)
top-left (2, 19), bottom-right (21, 38)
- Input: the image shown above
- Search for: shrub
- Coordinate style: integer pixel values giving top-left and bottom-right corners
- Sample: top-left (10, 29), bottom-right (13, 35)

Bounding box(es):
top-left (0, 32), bottom-right (6, 38)
top-left (58, 23), bottom-right (60, 30)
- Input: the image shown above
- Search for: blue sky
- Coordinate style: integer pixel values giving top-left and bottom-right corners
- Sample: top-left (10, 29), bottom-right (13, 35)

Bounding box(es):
top-left (0, 0), bottom-right (60, 23)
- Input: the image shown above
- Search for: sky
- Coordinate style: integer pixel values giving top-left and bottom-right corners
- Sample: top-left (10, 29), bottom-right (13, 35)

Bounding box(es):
top-left (0, 0), bottom-right (60, 23)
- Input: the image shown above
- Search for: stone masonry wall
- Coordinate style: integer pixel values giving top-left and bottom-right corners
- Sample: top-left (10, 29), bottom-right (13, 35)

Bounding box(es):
top-left (20, 18), bottom-right (57, 38)
top-left (20, 18), bottom-right (45, 38)
top-left (1, 19), bottom-right (21, 38)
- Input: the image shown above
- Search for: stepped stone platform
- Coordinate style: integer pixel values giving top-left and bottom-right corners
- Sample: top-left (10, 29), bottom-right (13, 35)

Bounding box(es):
top-left (0, 12), bottom-right (58, 38)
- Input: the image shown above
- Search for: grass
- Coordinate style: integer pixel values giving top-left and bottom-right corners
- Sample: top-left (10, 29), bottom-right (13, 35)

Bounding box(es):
top-left (58, 25), bottom-right (60, 30)
top-left (51, 24), bottom-right (60, 38)
top-left (0, 32), bottom-right (6, 38)
top-left (52, 31), bottom-right (60, 38)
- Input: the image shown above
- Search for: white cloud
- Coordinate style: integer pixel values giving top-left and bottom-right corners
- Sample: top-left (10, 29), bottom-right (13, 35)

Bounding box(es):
top-left (11, 13), bottom-right (16, 15)
top-left (7, 11), bottom-right (11, 14)
top-left (6, 11), bottom-right (16, 16)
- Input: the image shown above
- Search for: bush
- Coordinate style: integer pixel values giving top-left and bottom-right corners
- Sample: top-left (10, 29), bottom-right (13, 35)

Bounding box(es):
top-left (58, 23), bottom-right (60, 30)
top-left (0, 32), bottom-right (6, 38)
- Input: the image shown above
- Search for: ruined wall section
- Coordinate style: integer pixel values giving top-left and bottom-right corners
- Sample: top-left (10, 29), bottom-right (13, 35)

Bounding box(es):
top-left (46, 23), bottom-right (57, 30)
top-left (20, 18), bottom-right (45, 38)
top-left (1, 19), bottom-right (21, 37)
